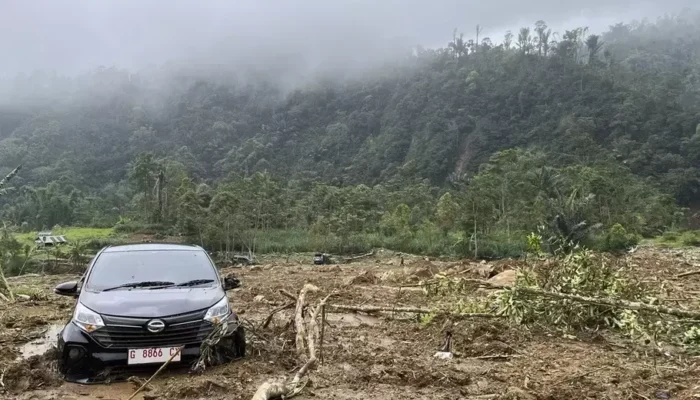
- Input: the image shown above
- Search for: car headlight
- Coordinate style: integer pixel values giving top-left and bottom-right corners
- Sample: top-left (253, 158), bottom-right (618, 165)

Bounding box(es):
top-left (72, 303), bottom-right (105, 333)
top-left (204, 296), bottom-right (230, 324)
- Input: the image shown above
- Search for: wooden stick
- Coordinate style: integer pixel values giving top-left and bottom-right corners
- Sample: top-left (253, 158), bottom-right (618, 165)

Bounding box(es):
top-left (676, 270), bottom-right (700, 279)
top-left (550, 366), bottom-right (607, 387)
top-left (320, 304), bottom-right (326, 364)
top-left (466, 354), bottom-right (520, 360)
top-left (262, 302), bottom-right (295, 329)
top-left (127, 346), bottom-right (184, 400)
top-left (280, 289), bottom-right (298, 302)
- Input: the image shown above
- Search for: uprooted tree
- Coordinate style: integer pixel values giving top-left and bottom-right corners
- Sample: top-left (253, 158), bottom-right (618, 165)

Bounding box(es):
top-left (251, 284), bottom-right (329, 400)
top-left (419, 241), bottom-right (700, 350)
top-left (0, 165), bottom-right (22, 302)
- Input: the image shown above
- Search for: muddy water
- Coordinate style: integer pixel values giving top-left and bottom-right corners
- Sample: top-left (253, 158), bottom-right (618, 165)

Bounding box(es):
top-left (18, 324), bottom-right (63, 359)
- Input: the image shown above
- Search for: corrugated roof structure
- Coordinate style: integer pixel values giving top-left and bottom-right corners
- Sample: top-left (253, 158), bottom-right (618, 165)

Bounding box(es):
top-left (34, 231), bottom-right (68, 246)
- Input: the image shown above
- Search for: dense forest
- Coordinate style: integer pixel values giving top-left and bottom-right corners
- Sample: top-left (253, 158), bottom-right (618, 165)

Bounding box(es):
top-left (0, 12), bottom-right (699, 257)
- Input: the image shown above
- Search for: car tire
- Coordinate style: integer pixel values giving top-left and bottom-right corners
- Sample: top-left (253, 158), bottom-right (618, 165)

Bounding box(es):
top-left (233, 324), bottom-right (246, 358)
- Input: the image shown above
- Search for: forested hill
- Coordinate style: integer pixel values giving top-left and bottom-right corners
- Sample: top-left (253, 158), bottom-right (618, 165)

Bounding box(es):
top-left (0, 13), bottom-right (698, 240)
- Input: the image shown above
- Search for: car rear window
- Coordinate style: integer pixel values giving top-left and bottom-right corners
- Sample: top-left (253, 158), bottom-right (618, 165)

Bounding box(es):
top-left (85, 250), bottom-right (219, 291)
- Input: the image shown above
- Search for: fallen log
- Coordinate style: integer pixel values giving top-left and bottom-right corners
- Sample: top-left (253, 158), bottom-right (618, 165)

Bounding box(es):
top-left (0, 267), bottom-right (14, 302)
top-left (326, 304), bottom-right (502, 319)
top-left (512, 286), bottom-right (700, 320)
top-left (294, 284), bottom-right (318, 358)
top-left (340, 250), bottom-right (375, 263)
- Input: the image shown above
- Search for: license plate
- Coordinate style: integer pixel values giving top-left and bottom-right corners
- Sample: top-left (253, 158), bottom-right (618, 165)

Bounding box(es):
top-left (128, 347), bottom-right (181, 365)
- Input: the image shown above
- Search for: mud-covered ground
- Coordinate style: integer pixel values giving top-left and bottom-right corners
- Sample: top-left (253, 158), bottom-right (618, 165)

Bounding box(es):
top-left (1, 246), bottom-right (700, 400)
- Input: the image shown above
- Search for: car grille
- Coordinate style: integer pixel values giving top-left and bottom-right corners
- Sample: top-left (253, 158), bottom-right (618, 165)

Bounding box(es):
top-left (90, 309), bottom-right (213, 349)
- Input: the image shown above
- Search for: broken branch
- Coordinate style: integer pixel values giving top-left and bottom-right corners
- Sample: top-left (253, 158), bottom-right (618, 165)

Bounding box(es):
top-left (127, 345), bottom-right (183, 400)
top-left (676, 270), bottom-right (700, 279)
top-left (280, 289), bottom-right (298, 302)
top-left (512, 286), bottom-right (700, 320)
top-left (262, 302), bottom-right (295, 329)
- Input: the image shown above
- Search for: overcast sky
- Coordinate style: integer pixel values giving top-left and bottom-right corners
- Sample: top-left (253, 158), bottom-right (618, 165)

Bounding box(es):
top-left (1, 0), bottom-right (698, 77)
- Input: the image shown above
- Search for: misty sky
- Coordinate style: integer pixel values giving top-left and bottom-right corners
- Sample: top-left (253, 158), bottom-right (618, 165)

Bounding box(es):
top-left (1, 0), bottom-right (698, 77)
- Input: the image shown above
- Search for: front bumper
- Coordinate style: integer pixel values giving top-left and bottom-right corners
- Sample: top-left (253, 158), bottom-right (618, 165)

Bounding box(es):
top-left (58, 317), bottom-right (241, 382)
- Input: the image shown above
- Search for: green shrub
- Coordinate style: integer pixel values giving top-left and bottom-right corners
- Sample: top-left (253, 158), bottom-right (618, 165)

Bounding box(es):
top-left (681, 232), bottom-right (700, 247)
top-left (603, 224), bottom-right (639, 252)
top-left (661, 231), bottom-right (679, 242)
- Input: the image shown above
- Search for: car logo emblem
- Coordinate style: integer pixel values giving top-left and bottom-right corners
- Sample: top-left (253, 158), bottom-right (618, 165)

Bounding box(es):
top-left (146, 319), bottom-right (165, 333)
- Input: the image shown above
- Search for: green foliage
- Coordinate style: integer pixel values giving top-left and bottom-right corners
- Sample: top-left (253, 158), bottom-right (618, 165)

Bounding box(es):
top-left (526, 233), bottom-right (544, 256)
top-left (602, 224), bottom-right (640, 252)
top-left (435, 192), bottom-right (459, 235)
top-left (497, 247), bottom-right (645, 329)
top-left (495, 246), bottom-right (699, 349)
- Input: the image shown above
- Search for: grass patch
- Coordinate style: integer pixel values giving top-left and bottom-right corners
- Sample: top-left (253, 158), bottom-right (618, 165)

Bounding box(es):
top-left (652, 230), bottom-right (700, 248)
top-left (14, 227), bottom-right (120, 246)
top-left (199, 228), bottom-right (526, 259)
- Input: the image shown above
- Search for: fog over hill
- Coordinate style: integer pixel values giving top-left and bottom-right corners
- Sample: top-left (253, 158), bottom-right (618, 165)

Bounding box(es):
top-left (1, 0), bottom-right (696, 78)
top-left (0, 1), bottom-right (698, 251)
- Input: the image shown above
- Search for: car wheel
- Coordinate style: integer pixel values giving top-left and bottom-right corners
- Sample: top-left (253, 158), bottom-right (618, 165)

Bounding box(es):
top-left (233, 324), bottom-right (246, 358)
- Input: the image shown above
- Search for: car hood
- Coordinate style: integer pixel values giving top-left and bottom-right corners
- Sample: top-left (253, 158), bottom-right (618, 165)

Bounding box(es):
top-left (79, 287), bottom-right (225, 318)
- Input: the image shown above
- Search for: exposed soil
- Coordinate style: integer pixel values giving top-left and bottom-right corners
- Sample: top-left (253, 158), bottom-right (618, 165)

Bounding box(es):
top-left (1, 246), bottom-right (699, 399)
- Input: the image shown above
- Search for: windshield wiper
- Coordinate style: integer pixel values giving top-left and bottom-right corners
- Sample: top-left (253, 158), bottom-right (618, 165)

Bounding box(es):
top-left (102, 281), bottom-right (175, 292)
top-left (147, 279), bottom-right (216, 290)
top-left (173, 279), bottom-right (215, 287)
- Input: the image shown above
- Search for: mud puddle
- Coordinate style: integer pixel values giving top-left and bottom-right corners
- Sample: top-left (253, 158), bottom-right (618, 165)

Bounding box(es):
top-left (17, 324), bottom-right (63, 360)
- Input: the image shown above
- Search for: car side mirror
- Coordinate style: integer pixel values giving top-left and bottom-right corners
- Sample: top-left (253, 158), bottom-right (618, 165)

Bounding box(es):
top-left (54, 281), bottom-right (79, 297)
top-left (223, 275), bottom-right (240, 291)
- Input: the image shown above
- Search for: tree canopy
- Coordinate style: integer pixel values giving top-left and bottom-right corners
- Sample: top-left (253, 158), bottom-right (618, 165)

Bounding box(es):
top-left (0, 12), bottom-right (698, 255)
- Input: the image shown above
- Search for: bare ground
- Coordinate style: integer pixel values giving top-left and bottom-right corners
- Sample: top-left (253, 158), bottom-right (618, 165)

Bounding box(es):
top-left (1, 246), bottom-right (700, 400)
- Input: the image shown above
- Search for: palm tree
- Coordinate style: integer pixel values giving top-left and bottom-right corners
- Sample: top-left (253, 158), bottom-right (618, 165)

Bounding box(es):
top-left (586, 35), bottom-right (604, 64)
top-left (518, 27), bottom-right (532, 54)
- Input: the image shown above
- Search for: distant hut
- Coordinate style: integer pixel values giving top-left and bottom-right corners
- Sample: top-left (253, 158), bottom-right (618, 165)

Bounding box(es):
top-left (34, 231), bottom-right (68, 248)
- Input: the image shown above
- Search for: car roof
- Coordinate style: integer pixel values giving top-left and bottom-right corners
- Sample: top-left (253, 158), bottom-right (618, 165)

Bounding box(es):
top-left (101, 243), bottom-right (204, 253)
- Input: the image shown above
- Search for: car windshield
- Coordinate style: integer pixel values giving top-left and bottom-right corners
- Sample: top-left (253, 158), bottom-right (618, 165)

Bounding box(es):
top-left (86, 250), bottom-right (219, 291)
